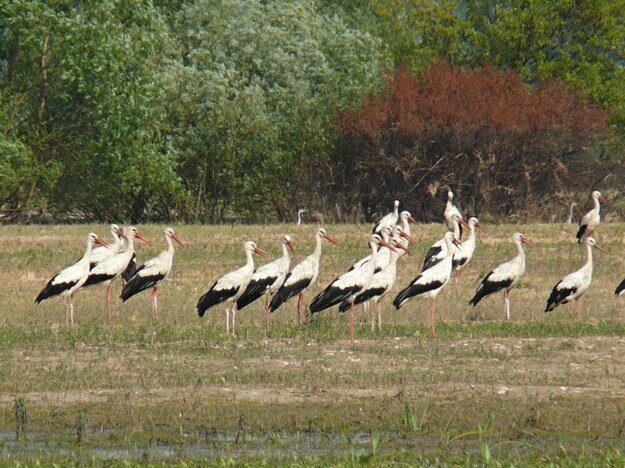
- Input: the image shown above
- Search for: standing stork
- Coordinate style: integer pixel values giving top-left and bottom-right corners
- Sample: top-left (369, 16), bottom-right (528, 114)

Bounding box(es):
top-left (372, 200), bottom-right (400, 234)
top-left (452, 217), bottom-right (481, 274)
top-left (469, 232), bottom-right (530, 319)
top-left (89, 224), bottom-right (124, 269)
top-left (120, 228), bottom-right (184, 317)
top-left (269, 228), bottom-right (338, 323)
top-left (310, 234), bottom-right (395, 342)
top-left (340, 237), bottom-right (408, 331)
top-left (297, 209), bottom-right (307, 225)
top-left (197, 241), bottom-right (269, 335)
top-left (576, 191), bottom-right (607, 244)
top-left (421, 213), bottom-right (469, 272)
top-left (236, 234), bottom-right (295, 338)
top-left (393, 231), bottom-right (460, 337)
top-left (83, 226), bottom-right (149, 323)
top-left (35, 233), bottom-right (109, 326)
top-left (545, 237), bottom-right (606, 316)
top-left (444, 190), bottom-right (463, 238)
top-left (567, 202), bottom-right (578, 224)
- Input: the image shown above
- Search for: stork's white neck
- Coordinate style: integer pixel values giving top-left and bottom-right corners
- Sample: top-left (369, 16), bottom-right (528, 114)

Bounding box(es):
top-left (452, 218), bottom-right (460, 240)
top-left (585, 243), bottom-right (594, 270)
top-left (313, 234), bottom-right (323, 259)
top-left (165, 234), bottom-right (175, 255)
top-left (245, 247), bottom-right (255, 269)
top-left (281, 240), bottom-right (290, 260)
top-left (83, 239), bottom-right (95, 262)
top-left (592, 195), bottom-right (601, 212)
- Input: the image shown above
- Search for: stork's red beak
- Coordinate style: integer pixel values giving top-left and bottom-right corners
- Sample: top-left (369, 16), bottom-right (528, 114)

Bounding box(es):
top-left (521, 237), bottom-right (531, 246)
top-left (324, 234), bottom-right (339, 245)
top-left (408, 216), bottom-right (418, 224)
top-left (378, 238), bottom-right (397, 252)
top-left (116, 228), bottom-right (128, 241)
top-left (599, 195), bottom-right (608, 205)
top-left (399, 231), bottom-right (415, 244)
top-left (594, 243), bottom-right (608, 254)
top-left (135, 231), bottom-right (151, 244)
top-left (286, 239), bottom-right (295, 252)
top-left (452, 238), bottom-right (462, 249)
top-left (95, 236), bottom-right (109, 247)
top-left (253, 246), bottom-right (270, 258)
top-left (459, 218), bottom-right (470, 229)
top-left (172, 234), bottom-right (184, 246)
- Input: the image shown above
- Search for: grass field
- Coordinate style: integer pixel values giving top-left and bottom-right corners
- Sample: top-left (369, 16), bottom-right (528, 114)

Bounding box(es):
top-left (2, 222), bottom-right (625, 465)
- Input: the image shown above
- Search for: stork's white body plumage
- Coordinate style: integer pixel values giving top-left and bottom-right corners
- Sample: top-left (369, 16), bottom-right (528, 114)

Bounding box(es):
top-left (197, 241), bottom-right (269, 335)
top-left (121, 228), bottom-right (183, 317)
top-left (452, 217), bottom-right (480, 273)
top-left (444, 190), bottom-right (463, 234)
top-left (89, 224), bottom-right (123, 269)
top-left (394, 231), bottom-right (459, 337)
top-left (269, 228), bottom-right (338, 324)
top-left (35, 233), bottom-right (108, 326)
top-left (236, 235), bottom-right (294, 337)
top-left (84, 226), bottom-right (149, 322)
top-left (576, 191), bottom-right (607, 244)
top-left (372, 200), bottom-right (400, 234)
top-left (310, 234), bottom-right (393, 342)
top-left (470, 232), bottom-right (529, 319)
top-left (545, 237), bottom-right (605, 315)
top-left (422, 213), bottom-right (467, 272)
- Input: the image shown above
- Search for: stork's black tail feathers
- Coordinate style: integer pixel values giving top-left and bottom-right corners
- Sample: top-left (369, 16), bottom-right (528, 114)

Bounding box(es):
top-left (236, 277), bottom-right (274, 310)
top-left (615, 279), bottom-right (625, 296)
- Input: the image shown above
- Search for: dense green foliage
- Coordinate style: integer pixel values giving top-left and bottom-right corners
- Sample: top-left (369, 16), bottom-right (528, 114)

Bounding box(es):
top-left (1, 0), bottom-right (623, 222)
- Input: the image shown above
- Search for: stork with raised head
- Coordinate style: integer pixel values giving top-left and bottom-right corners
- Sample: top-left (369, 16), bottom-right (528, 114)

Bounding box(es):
top-left (120, 228), bottom-right (183, 318)
top-left (452, 217), bottom-right (481, 273)
top-left (469, 232), bottom-right (529, 319)
top-left (310, 234), bottom-right (395, 342)
top-left (89, 224), bottom-right (124, 269)
top-left (567, 202), bottom-right (577, 224)
top-left (545, 237), bottom-right (606, 316)
top-left (393, 231), bottom-right (460, 337)
top-left (83, 226), bottom-right (149, 322)
top-left (269, 228), bottom-right (338, 323)
top-left (297, 209), bottom-right (307, 225)
top-left (576, 191), bottom-right (607, 244)
top-left (372, 200), bottom-right (400, 234)
top-left (444, 190), bottom-right (463, 237)
top-left (421, 213), bottom-right (469, 272)
top-left (340, 237), bottom-right (408, 331)
top-left (35, 233), bottom-right (109, 326)
top-left (236, 234), bottom-right (295, 338)
top-left (197, 241), bottom-right (269, 335)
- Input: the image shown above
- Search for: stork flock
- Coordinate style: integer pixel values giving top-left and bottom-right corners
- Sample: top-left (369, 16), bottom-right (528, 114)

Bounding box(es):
top-left (35, 189), bottom-right (618, 341)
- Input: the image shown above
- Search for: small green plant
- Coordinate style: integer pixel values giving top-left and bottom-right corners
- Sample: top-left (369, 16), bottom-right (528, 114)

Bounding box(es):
top-left (403, 400), bottom-right (429, 433)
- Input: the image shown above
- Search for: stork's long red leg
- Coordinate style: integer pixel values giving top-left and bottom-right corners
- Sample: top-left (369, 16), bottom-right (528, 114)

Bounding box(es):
top-left (264, 294), bottom-right (269, 339)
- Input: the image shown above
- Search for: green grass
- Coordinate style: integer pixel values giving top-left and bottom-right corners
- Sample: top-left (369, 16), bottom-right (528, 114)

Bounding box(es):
top-left (1, 222), bottom-right (625, 464)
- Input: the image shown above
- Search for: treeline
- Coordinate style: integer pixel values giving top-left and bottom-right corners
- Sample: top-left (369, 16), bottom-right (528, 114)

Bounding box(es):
top-left (1, 0), bottom-right (624, 223)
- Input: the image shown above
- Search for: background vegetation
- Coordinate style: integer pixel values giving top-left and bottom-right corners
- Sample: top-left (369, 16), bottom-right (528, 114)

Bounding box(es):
top-left (1, 0), bottom-right (624, 223)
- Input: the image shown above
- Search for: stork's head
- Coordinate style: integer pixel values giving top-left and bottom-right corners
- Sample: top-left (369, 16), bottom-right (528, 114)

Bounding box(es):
top-left (393, 225), bottom-right (415, 244)
top-left (244, 241), bottom-right (269, 257)
top-left (87, 232), bottom-right (109, 248)
top-left (317, 227), bottom-right (339, 245)
top-left (370, 234), bottom-right (396, 252)
top-left (513, 232), bottom-right (530, 246)
top-left (468, 217), bottom-right (482, 230)
top-left (585, 237), bottom-right (607, 253)
top-left (444, 230), bottom-right (462, 248)
top-left (447, 190), bottom-right (454, 201)
top-left (282, 234), bottom-right (295, 252)
top-left (125, 226), bottom-right (150, 244)
top-left (164, 227), bottom-right (184, 246)
top-left (394, 200), bottom-right (400, 208)
top-left (592, 191), bottom-right (608, 205)
top-left (400, 211), bottom-right (418, 224)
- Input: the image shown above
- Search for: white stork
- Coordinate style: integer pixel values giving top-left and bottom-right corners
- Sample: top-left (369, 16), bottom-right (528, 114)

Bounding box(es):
top-left (394, 231), bottom-right (460, 337)
top-left (399, 211), bottom-right (418, 237)
top-left (576, 191), bottom-right (607, 244)
top-left (297, 209), bottom-right (307, 225)
top-left (469, 232), bottom-right (529, 319)
top-left (35, 233), bottom-right (109, 326)
top-left (120, 228), bottom-right (184, 317)
top-left (567, 202), bottom-right (577, 224)
top-left (309, 234), bottom-right (395, 343)
top-left (236, 234), bottom-right (295, 337)
top-left (421, 213), bottom-right (469, 272)
top-left (197, 241), bottom-right (269, 335)
top-left (83, 226), bottom-right (150, 322)
top-left (452, 217), bottom-right (481, 273)
top-left (372, 200), bottom-right (400, 234)
top-left (269, 228), bottom-right (338, 324)
top-left (347, 225), bottom-right (413, 273)
top-left (545, 237), bottom-right (606, 316)
top-left (340, 237), bottom-right (408, 331)
top-left (444, 190), bottom-right (463, 237)
top-left (89, 224), bottom-right (123, 269)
